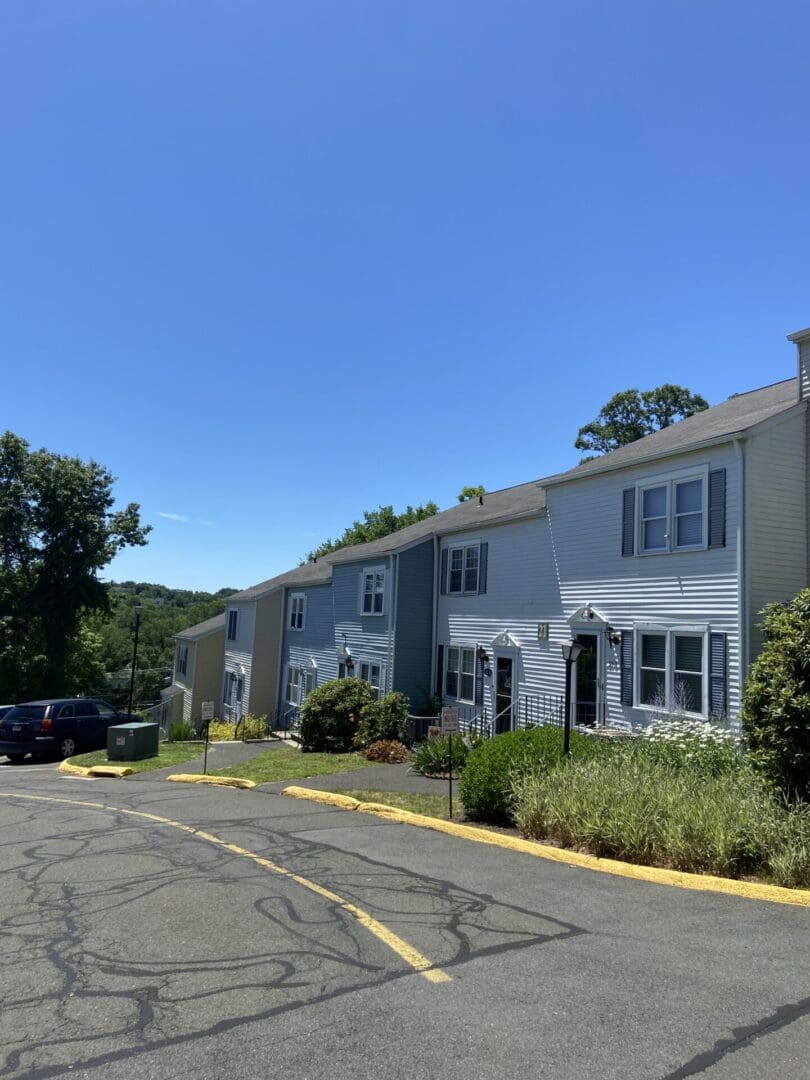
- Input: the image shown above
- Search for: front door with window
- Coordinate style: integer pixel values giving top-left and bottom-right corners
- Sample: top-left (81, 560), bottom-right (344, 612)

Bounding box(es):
top-left (574, 633), bottom-right (598, 727)
top-left (494, 657), bottom-right (514, 734)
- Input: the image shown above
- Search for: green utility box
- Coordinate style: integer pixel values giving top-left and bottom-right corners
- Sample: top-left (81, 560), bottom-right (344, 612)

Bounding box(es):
top-left (107, 722), bottom-right (159, 761)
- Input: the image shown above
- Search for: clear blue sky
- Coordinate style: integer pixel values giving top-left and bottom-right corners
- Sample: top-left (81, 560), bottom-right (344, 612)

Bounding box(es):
top-left (2, 1), bottom-right (808, 592)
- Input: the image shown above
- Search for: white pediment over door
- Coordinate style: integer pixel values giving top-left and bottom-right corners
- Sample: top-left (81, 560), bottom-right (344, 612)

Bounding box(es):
top-left (492, 631), bottom-right (521, 650)
top-left (568, 605), bottom-right (610, 628)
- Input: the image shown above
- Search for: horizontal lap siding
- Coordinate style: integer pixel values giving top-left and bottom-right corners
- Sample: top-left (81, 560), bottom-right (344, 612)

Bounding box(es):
top-left (223, 601), bottom-right (256, 711)
top-left (548, 444), bottom-right (741, 725)
top-left (333, 560), bottom-right (392, 691)
top-left (745, 408), bottom-right (808, 660)
top-left (281, 583), bottom-right (337, 708)
top-left (438, 517), bottom-right (562, 715)
top-left (192, 631), bottom-right (225, 724)
top-left (249, 592), bottom-right (282, 717)
top-left (393, 540), bottom-right (435, 708)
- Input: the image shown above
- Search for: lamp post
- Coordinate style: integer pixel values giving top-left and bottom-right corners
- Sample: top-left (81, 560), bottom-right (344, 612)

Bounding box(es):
top-left (126, 604), bottom-right (144, 718)
top-left (560, 639), bottom-right (584, 755)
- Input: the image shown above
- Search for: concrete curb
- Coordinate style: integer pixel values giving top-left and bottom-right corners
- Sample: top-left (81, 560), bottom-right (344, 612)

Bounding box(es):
top-left (281, 786), bottom-right (810, 909)
top-left (58, 761), bottom-right (92, 777)
top-left (166, 774), bottom-right (256, 789)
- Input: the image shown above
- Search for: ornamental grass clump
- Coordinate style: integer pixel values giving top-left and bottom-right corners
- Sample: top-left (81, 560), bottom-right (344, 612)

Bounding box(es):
top-left (411, 733), bottom-right (470, 776)
top-left (511, 741), bottom-right (810, 887)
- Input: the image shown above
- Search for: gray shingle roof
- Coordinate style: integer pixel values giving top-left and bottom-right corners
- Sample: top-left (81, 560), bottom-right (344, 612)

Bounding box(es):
top-left (227, 558), bottom-right (334, 602)
top-left (174, 612), bottom-right (226, 642)
top-left (541, 377), bottom-right (799, 486)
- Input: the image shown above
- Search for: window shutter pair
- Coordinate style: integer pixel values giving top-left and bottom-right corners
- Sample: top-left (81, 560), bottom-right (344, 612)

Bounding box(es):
top-left (621, 469), bottom-right (726, 556)
top-left (620, 629), bottom-right (727, 716)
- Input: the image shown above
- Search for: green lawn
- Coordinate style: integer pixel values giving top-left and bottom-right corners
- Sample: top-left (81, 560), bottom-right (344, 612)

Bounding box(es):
top-left (211, 746), bottom-right (375, 784)
top-left (67, 742), bottom-right (206, 774)
top-left (341, 789), bottom-right (453, 820)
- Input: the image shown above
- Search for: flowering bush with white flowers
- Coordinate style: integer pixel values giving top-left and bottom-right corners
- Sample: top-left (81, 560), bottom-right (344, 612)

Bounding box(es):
top-left (638, 714), bottom-right (740, 777)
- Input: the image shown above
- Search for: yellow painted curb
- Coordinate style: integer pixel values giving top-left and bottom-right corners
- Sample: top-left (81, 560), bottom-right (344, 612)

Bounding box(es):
top-left (281, 786), bottom-right (810, 909)
top-left (87, 765), bottom-right (133, 778)
top-left (167, 774), bottom-right (256, 789)
top-left (58, 761), bottom-right (92, 777)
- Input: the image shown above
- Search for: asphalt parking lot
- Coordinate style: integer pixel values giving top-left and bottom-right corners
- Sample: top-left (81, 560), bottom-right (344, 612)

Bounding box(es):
top-left (1, 759), bottom-right (808, 1079)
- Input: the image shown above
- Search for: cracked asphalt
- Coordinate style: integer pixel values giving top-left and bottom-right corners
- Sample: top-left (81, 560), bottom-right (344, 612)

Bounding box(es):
top-left (1, 759), bottom-right (808, 1079)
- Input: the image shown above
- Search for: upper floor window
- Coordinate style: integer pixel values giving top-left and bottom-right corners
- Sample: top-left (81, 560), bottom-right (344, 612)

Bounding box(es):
top-left (226, 609), bottom-right (239, 641)
top-left (637, 473), bottom-right (706, 554)
top-left (176, 645), bottom-right (189, 676)
top-left (288, 594), bottom-right (306, 631)
top-left (361, 569), bottom-right (385, 615)
top-left (443, 542), bottom-right (488, 595)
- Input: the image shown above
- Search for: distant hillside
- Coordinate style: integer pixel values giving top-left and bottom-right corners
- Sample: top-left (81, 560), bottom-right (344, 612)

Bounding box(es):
top-left (93, 581), bottom-right (237, 705)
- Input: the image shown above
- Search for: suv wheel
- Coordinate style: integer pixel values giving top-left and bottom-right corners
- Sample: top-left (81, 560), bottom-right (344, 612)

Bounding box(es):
top-left (58, 736), bottom-right (77, 760)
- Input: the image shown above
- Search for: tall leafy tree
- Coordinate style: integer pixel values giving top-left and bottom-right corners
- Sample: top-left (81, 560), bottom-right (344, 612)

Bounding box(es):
top-left (0, 432), bottom-right (150, 701)
top-left (575, 385), bottom-right (709, 459)
top-left (306, 501), bottom-right (439, 561)
top-left (457, 485), bottom-right (486, 502)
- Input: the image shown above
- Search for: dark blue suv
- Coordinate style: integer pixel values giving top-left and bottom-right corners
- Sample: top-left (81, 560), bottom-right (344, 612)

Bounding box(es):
top-left (0, 699), bottom-right (135, 762)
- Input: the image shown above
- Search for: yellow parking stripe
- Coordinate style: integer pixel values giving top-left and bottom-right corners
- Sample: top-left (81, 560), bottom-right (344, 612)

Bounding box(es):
top-left (0, 792), bottom-right (450, 983)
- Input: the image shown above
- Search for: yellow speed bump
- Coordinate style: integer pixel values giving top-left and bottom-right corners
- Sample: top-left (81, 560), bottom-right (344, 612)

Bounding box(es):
top-left (88, 765), bottom-right (133, 778)
top-left (58, 761), bottom-right (92, 777)
top-left (281, 787), bottom-right (810, 909)
top-left (167, 774), bottom-right (256, 789)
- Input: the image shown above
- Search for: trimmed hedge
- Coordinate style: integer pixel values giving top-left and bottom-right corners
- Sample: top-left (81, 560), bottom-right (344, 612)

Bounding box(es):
top-left (459, 726), bottom-right (601, 825)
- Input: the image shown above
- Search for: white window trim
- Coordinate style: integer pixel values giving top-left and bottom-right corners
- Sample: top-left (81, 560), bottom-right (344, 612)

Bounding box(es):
top-left (445, 543), bottom-right (481, 595)
top-left (288, 593), bottom-right (306, 632)
top-left (635, 466), bottom-right (709, 556)
top-left (444, 642), bottom-right (477, 704)
top-left (357, 658), bottom-right (384, 698)
top-left (176, 645), bottom-right (189, 677)
top-left (360, 567), bottom-right (386, 617)
top-left (226, 608), bottom-right (240, 641)
top-left (633, 624), bottom-right (709, 717)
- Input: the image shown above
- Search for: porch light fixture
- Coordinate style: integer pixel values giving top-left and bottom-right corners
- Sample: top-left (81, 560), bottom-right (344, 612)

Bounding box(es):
top-left (560, 639), bottom-right (584, 755)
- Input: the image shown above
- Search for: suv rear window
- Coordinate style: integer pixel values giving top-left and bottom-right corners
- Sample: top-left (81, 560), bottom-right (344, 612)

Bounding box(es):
top-left (2, 705), bottom-right (47, 723)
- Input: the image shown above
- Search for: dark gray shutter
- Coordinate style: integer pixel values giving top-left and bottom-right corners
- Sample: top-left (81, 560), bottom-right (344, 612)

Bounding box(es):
top-left (622, 489), bottom-right (635, 556)
top-left (436, 645), bottom-right (444, 698)
top-left (439, 549), bottom-right (448, 595)
top-left (709, 633), bottom-right (727, 719)
top-left (620, 631), bottom-right (633, 705)
top-left (708, 469), bottom-right (726, 549)
top-left (478, 542), bottom-right (488, 594)
top-left (474, 651), bottom-right (484, 706)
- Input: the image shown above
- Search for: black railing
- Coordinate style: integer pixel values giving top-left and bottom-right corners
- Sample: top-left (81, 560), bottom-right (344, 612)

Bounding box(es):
top-left (516, 693), bottom-right (566, 730)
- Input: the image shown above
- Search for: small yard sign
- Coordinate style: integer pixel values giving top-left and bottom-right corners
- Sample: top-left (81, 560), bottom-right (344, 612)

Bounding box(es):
top-left (201, 701), bottom-right (215, 722)
top-left (440, 707), bottom-right (459, 734)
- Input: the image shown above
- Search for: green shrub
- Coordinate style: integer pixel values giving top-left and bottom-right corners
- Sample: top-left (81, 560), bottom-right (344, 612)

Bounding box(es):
top-left (511, 744), bottom-right (810, 887)
top-left (299, 678), bottom-right (375, 752)
top-left (207, 720), bottom-right (236, 741)
top-left (459, 726), bottom-right (600, 825)
top-left (168, 721), bottom-right (194, 743)
top-left (742, 588), bottom-right (810, 800)
top-left (411, 733), bottom-right (470, 776)
top-left (364, 739), bottom-right (410, 763)
top-left (238, 713), bottom-right (269, 740)
top-left (354, 691), bottom-right (410, 749)
top-left (639, 714), bottom-right (741, 777)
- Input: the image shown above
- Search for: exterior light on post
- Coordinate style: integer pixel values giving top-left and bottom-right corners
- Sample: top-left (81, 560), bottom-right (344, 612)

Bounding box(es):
top-left (560, 639), bottom-right (584, 755)
top-left (127, 604), bottom-right (144, 719)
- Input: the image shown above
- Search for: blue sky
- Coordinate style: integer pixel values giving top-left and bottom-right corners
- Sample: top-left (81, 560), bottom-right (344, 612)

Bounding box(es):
top-left (2, 1), bottom-right (808, 592)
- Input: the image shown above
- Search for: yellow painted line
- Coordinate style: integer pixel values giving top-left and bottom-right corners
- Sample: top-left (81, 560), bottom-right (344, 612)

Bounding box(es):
top-left (281, 787), bottom-right (810, 909)
top-left (167, 774), bottom-right (256, 789)
top-left (0, 791), bottom-right (449, 983)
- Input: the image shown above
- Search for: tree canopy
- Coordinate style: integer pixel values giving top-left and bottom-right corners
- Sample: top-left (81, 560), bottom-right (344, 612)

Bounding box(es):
top-left (575, 385), bottom-right (709, 459)
top-left (0, 432), bottom-right (151, 701)
top-left (457, 485), bottom-right (485, 502)
top-left (305, 502), bottom-right (439, 561)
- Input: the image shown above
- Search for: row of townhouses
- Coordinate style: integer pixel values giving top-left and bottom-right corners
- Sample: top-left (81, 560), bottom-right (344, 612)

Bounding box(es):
top-left (164, 328), bottom-right (810, 736)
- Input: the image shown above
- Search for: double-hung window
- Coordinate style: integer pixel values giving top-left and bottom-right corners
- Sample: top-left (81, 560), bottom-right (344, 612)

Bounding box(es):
top-left (636, 628), bottom-right (706, 715)
top-left (361, 569), bottom-right (385, 615)
top-left (176, 645), bottom-right (189, 677)
top-left (448, 545), bottom-right (479, 594)
top-left (358, 660), bottom-right (382, 699)
top-left (638, 473), bottom-right (706, 554)
top-left (226, 609), bottom-right (239, 641)
top-left (289, 594), bottom-right (306, 631)
top-left (445, 646), bottom-right (475, 702)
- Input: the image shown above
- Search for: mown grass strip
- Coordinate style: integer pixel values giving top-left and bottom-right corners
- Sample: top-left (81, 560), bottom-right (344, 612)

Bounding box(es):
top-left (210, 746), bottom-right (375, 784)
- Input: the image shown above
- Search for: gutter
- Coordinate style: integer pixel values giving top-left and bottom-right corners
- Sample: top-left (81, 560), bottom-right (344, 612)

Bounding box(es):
top-left (388, 553), bottom-right (397, 693)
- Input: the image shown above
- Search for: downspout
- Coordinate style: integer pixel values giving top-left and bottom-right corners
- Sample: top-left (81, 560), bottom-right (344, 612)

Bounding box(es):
top-left (734, 438), bottom-right (747, 708)
top-left (430, 534), bottom-right (440, 697)
top-left (388, 553), bottom-right (397, 693)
